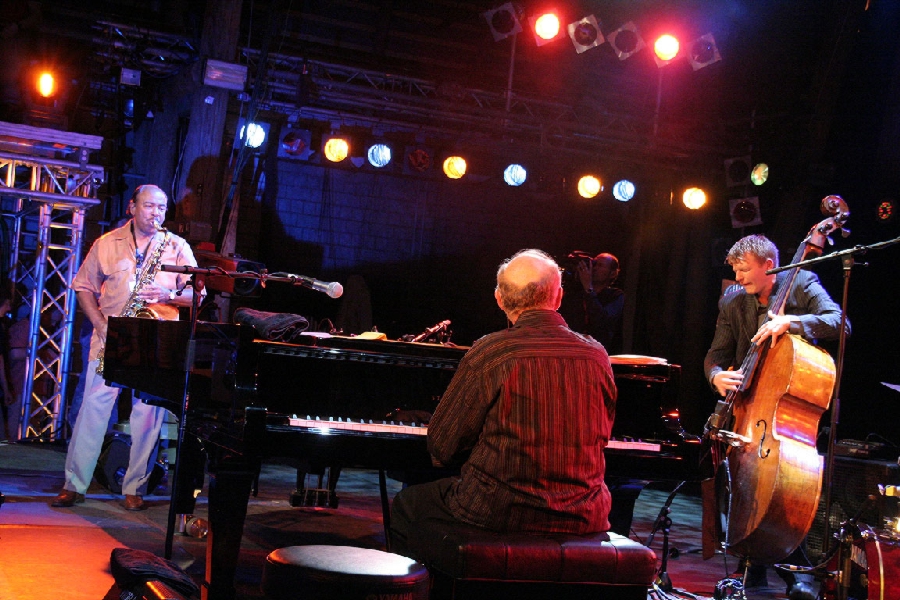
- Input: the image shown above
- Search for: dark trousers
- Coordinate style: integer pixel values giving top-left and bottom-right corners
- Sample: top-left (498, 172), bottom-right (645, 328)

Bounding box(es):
top-left (389, 477), bottom-right (459, 558)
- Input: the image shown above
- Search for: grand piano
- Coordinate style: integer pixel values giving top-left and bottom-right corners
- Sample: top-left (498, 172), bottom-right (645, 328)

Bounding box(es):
top-left (103, 317), bottom-right (700, 600)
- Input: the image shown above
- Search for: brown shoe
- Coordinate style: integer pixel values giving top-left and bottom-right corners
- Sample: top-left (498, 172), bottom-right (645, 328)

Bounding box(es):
top-left (123, 494), bottom-right (146, 511)
top-left (51, 489), bottom-right (85, 507)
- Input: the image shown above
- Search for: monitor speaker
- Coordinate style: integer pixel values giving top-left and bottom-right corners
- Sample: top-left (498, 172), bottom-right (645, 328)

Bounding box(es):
top-left (807, 456), bottom-right (900, 560)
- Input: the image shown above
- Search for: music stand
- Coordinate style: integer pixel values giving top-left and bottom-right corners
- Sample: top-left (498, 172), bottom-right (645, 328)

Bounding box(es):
top-left (158, 265), bottom-right (344, 558)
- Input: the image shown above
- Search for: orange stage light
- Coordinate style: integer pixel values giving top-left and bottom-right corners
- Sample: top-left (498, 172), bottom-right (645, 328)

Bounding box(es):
top-left (37, 72), bottom-right (56, 98)
top-left (324, 137), bottom-right (350, 162)
top-left (443, 156), bottom-right (467, 179)
top-left (577, 175), bottom-right (601, 199)
top-left (683, 187), bottom-right (707, 209)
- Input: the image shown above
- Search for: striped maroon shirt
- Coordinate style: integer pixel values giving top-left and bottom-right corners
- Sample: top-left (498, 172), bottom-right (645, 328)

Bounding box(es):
top-left (428, 309), bottom-right (616, 533)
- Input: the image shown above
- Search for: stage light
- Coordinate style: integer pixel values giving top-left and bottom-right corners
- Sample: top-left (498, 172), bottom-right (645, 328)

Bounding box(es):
top-left (530, 11), bottom-right (563, 46)
top-left (203, 59), bottom-right (248, 91)
top-left (653, 34), bottom-right (680, 67)
top-left (577, 175), bottom-right (601, 199)
top-left (324, 136), bottom-right (350, 162)
top-left (613, 180), bottom-right (635, 202)
top-left (405, 146), bottom-right (433, 174)
top-left (567, 15), bottom-right (604, 54)
top-left (280, 129), bottom-right (313, 160)
top-left (877, 199), bottom-right (895, 222)
top-left (607, 21), bottom-right (645, 61)
top-left (730, 197), bottom-right (762, 228)
top-left (120, 67), bottom-right (141, 87)
top-left (239, 122), bottom-right (267, 149)
top-left (750, 163), bottom-right (769, 186)
top-left (37, 72), bottom-right (56, 98)
top-left (367, 143), bottom-right (392, 168)
top-left (483, 2), bottom-right (522, 42)
top-left (443, 156), bottom-right (467, 179)
top-left (725, 156), bottom-right (752, 187)
top-left (683, 187), bottom-right (707, 209)
top-left (503, 164), bottom-right (527, 186)
top-left (688, 33), bottom-right (721, 71)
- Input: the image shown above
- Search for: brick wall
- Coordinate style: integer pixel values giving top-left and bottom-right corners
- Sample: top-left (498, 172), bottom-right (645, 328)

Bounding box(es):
top-left (243, 159), bottom-right (636, 345)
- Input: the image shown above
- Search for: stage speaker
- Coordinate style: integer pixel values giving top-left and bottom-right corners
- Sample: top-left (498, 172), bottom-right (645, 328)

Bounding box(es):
top-left (94, 432), bottom-right (166, 496)
top-left (807, 456), bottom-right (900, 560)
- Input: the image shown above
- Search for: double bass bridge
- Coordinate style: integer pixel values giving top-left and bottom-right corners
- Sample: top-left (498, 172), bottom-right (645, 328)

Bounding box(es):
top-left (713, 429), bottom-right (752, 448)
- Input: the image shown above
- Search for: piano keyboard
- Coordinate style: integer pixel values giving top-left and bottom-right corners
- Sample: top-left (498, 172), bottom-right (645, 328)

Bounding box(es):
top-left (607, 439), bottom-right (662, 452)
top-left (287, 416), bottom-right (661, 452)
top-left (288, 416), bottom-right (428, 436)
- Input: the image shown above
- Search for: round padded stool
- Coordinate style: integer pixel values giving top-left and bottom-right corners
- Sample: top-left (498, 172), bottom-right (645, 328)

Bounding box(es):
top-left (262, 545), bottom-right (430, 600)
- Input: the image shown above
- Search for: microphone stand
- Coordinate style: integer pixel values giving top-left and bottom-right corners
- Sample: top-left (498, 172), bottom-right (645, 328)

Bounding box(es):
top-left (160, 265), bottom-right (343, 297)
top-left (767, 234), bottom-right (900, 578)
top-left (646, 480), bottom-right (684, 593)
top-left (157, 264), bottom-right (343, 559)
top-left (164, 271), bottom-right (205, 560)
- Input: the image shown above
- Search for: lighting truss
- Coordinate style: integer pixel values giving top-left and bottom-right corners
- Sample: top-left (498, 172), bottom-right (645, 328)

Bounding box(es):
top-left (239, 49), bottom-right (747, 166)
top-left (82, 21), bottom-right (752, 170)
top-left (0, 151), bottom-right (104, 441)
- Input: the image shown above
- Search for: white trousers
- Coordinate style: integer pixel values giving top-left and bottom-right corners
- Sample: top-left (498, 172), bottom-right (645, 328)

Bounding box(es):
top-left (63, 359), bottom-right (166, 496)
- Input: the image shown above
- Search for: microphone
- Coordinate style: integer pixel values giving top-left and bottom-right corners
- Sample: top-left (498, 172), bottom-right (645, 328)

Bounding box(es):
top-left (160, 264), bottom-right (220, 275)
top-left (297, 275), bottom-right (343, 298)
top-left (410, 320), bottom-right (450, 343)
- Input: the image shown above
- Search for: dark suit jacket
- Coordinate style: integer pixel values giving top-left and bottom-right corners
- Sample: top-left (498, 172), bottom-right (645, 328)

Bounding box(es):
top-left (703, 269), bottom-right (848, 389)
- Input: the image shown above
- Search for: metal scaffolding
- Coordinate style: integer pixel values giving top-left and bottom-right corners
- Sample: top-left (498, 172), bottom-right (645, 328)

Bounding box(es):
top-left (0, 124), bottom-right (104, 441)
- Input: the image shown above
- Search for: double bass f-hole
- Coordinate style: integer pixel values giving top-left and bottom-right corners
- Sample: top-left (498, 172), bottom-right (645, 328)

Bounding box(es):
top-left (756, 419), bottom-right (771, 459)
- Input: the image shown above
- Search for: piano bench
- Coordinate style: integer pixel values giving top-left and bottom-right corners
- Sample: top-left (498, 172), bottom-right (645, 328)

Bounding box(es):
top-left (406, 520), bottom-right (657, 600)
top-left (261, 545), bottom-right (430, 600)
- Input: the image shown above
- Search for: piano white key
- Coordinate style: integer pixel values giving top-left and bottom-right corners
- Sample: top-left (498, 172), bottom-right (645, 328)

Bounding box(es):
top-left (607, 439), bottom-right (661, 452)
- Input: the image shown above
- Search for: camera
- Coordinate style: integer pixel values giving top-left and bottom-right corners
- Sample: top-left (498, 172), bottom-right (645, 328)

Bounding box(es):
top-left (562, 250), bottom-right (593, 280)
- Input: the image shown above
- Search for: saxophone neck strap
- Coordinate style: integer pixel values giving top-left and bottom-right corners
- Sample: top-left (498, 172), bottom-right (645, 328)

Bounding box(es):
top-left (132, 222), bottom-right (156, 269)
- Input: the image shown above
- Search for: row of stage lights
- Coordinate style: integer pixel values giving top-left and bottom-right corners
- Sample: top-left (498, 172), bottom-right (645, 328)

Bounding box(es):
top-left (244, 123), bottom-right (641, 201)
top-left (32, 73), bottom-right (718, 209)
top-left (242, 123), bottom-right (736, 208)
top-left (483, 2), bottom-right (722, 70)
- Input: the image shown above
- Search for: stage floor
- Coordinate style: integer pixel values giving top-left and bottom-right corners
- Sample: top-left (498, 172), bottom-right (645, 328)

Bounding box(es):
top-left (0, 441), bottom-right (805, 600)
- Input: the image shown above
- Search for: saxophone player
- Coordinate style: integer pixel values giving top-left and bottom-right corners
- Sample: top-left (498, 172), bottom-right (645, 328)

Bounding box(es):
top-left (52, 184), bottom-right (201, 511)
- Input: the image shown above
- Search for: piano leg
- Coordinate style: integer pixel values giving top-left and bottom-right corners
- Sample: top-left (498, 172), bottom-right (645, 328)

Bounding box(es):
top-left (204, 465), bottom-right (256, 600)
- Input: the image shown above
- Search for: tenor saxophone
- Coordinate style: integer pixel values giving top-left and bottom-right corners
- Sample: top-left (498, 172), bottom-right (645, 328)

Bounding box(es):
top-left (96, 222), bottom-right (171, 376)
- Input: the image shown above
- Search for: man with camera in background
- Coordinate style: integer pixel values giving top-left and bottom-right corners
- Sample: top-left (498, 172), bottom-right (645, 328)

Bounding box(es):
top-left (560, 251), bottom-right (624, 355)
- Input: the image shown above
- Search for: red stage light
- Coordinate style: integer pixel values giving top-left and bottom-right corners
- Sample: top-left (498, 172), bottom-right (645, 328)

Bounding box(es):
top-left (529, 11), bottom-right (564, 46)
top-left (534, 13), bottom-right (560, 40)
top-left (654, 35), bottom-right (680, 65)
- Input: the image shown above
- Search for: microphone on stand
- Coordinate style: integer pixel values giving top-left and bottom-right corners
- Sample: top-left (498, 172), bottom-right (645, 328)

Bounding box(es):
top-left (294, 275), bottom-right (343, 298)
top-left (160, 264), bottom-right (221, 275)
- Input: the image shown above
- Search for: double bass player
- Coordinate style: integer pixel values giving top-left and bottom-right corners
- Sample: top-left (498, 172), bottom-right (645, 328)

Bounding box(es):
top-left (703, 233), bottom-right (849, 590)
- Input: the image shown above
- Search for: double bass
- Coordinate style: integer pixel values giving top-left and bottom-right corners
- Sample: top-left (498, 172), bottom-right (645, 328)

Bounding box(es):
top-left (704, 196), bottom-right (850, 564)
